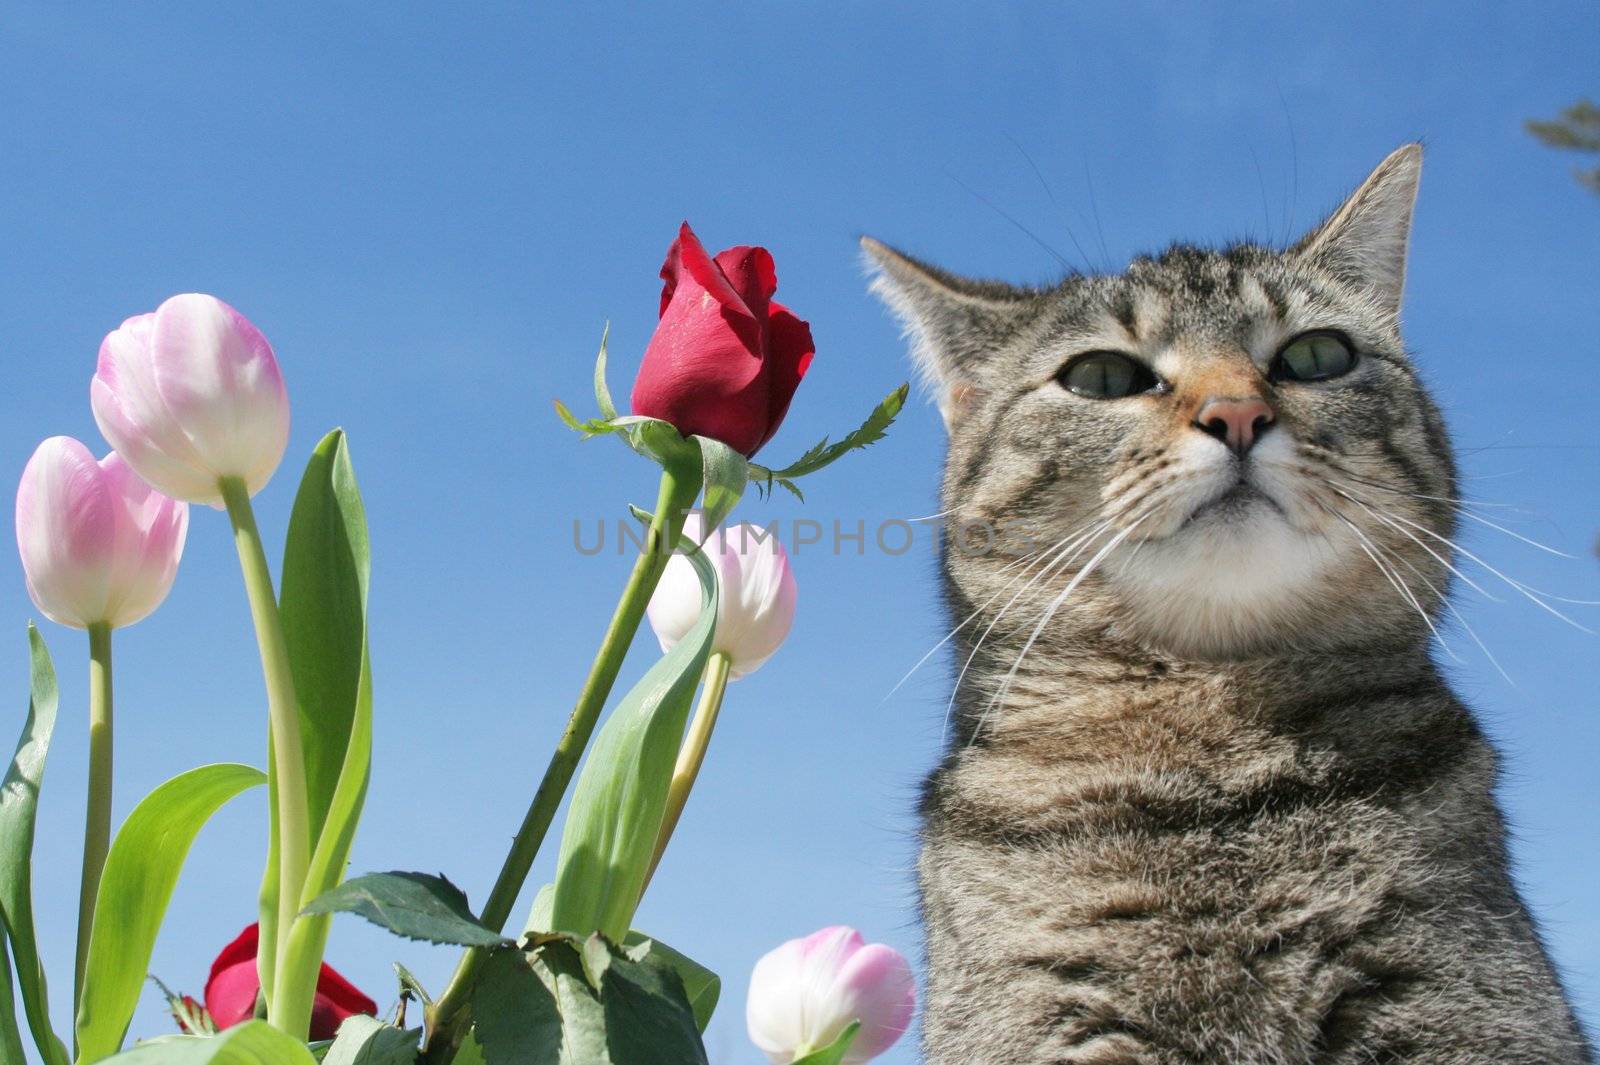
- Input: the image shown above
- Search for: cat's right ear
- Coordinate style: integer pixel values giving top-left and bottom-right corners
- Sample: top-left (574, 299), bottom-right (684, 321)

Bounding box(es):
top-left (861, 237), bottom-right (1028, 430)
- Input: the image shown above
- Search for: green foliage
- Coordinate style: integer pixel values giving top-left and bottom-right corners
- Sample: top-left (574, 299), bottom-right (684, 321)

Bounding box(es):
top-left (1526, 98), bottom-right (1600, 195)
top-left (0, 932), bottom-right (27, 1064)
top-left (547, 544), bottom-right (718, 941)
top-left (302, 872), bottom-right (508, 948)
top-left (0, 625), bottom-right (69, 1065)
top-left (748, 383), bottom-right (909, 500)
top-left (619, 934), bottom-right (719, 1033)
top-left (75, 763), bottom-right (266, 1063)
top-left (692, 435), bottom-right (748, 535)
top-left (322, 1016), bottom-right (421, 1065)
top-left (272, 429), bottom-right (376, 1010)
top-left (469, 935), bottom-right (707, 1065)
top-left (96, 1020), bottom-right (319, 1064)
top-left (790, 1022), bottom-right (862, 1065)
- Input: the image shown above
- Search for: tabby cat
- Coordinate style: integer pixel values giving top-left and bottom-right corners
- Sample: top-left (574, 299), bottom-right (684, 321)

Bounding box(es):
top-left (864, 145), bottom-right (1593, 1064)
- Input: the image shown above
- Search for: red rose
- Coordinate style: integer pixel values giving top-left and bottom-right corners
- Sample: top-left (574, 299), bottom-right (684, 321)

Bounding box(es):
top-left (630, 222), bottom-right (814, 457)
top-left (204, 924), bottom-right (377, 1041)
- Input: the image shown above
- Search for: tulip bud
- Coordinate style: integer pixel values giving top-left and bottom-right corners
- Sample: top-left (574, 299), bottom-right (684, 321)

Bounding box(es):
top-left (91, 293), bottom-right (289, 508)
top-left (15, 437), bottom-right (188, 630)
top-left (647, 516), bottom-right (796, 679)
top-left (746, 926), bottom-right (916, 1064)
top-left (204, 924), bottom-right (376, 1042)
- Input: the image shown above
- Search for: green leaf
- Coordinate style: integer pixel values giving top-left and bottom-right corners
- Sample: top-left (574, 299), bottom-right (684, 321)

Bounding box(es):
top-left (76, 764), bottom-right (267, 1063)
top-left (597, 944), bottom-right (707, 1063)
top-left (692, 436), bottom-right (748, 536)
top-left (302, 872), bottom-right (508, 948)
top-left (759, 383), bottom-right (909, 482)
top-left (322, 1016), bottom-right (420, 1065)
top-left (0, 931), bottom-right (27, 1065)
top-left (593, 324), bottom-right (618, 421)
top-left (790, 1021), bottom-right (862, 1065)
top-left (470, 945), bottom-right (567, 1065)
top-left (280, 428), bottom-right (372, 857)
top-left (470, 937), bottom-right (707, 1065)
top-left (392, 962), bottom-right (433, 1008)
top-left (95, 1020), bottom-right (319, 1064)
top-left (0, 625), bottom-right (69, 1065)
top-left (547, 543), bottom-right (719, 940)
top-left (277, 430), bottom-right (375, 998)
top-left (621, 934), bottom-right (719, 1033)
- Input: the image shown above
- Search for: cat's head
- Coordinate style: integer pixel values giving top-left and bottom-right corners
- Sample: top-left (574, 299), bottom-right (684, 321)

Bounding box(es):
top-left (866, 145), bottom-right (1458, 661)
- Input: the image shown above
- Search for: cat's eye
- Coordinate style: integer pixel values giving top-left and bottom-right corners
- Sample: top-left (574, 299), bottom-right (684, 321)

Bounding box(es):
top-left (1272, 331), bottom-right (1357, 382)
top-left (1058, 351), bottom-right (1160, 399)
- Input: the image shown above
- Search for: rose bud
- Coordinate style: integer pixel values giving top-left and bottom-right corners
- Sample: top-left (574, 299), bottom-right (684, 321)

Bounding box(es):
top-left (630, 222), bottom-right (814, 457)
top-left (746, 926), bottom-right (915, 1064)
top-left (14, 437), bottom-right (188, 630)
top-left (205, 924), bottom-right (376, 1041)
top-left (647, 515), bottom-right (797, 678)
top-left (91, 293), bottom-right (289, 508)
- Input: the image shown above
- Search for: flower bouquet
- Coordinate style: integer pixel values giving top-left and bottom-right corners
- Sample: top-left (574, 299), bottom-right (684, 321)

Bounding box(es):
top-left (2, 224), bottom-right (914, 1064)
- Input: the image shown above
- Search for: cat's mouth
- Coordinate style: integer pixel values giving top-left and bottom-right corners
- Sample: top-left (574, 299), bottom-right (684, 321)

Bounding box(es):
top-left (1182, 479), bottom-right (1286, 527)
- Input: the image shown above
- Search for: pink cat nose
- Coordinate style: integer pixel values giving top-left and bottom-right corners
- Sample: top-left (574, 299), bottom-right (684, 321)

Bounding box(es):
top-left (1194, 397), bottom-right (1275, 457)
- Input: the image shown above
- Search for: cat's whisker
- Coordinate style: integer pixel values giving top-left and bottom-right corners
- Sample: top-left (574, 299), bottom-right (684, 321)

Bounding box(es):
top-left (1350, 502), bottom-right (1600, 629)
top-left (1323, 483), bottom-right (1502, 603)
top-left (1327, 505), bottom-right (1457, 660)
top-left (974, 513), bottom-right (1150, 742)
top-left (943, 521), bottom-right (1113, 741)
top-left (1330, 499), bottom-right (1510, 679)
top-left (881, 521), bottom-right (1097, 705)
top-left (1312, 459), bottom-right (1576, 558)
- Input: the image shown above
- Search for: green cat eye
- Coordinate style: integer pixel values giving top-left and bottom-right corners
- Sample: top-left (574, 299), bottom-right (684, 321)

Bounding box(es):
top-left (1058, 351), bottom-right (1160, 399)
top-left (1273, 331), bottom-right (1357, 382)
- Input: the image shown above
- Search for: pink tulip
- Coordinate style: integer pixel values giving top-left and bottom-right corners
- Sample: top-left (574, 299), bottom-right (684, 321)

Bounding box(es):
top-left (91, 293), bottom-right (289, 508)
top-left (746, 926), bottom-right (916, 1064)
top-left (647, 516), bottom-right (797, 679)
top-left (15, 437), bottom-right (188, 629)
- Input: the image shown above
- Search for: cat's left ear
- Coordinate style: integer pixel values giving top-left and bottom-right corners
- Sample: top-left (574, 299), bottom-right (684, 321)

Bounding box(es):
top-left (1292, 143), bottom-right (1422, 318)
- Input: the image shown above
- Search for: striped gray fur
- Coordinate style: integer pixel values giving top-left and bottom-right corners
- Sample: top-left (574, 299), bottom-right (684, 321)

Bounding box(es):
top-left (865, 145), bottom-right (1592, 1064)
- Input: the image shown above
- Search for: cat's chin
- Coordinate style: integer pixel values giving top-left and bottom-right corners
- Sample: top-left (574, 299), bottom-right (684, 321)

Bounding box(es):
top-left (1104, 502), bottom-right (1354, 659)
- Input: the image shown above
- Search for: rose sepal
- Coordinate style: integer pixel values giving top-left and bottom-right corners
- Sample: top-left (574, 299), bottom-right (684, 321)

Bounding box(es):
top-left (747, 382), bottom-right (909, 501)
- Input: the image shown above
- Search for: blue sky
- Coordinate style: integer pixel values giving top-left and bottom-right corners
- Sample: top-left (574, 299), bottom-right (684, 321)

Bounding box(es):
top-left (1, 3), bottom-right (1596, 1061)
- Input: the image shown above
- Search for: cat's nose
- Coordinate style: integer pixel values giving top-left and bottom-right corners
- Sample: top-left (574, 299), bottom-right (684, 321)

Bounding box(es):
top-left (1193, 397), bottom-right (1275, 457)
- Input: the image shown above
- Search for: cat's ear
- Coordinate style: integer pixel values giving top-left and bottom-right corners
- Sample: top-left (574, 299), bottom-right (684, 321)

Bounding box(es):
top-left (1292, 143), bottom-right (1422, 318)
top-left (861, 236), bottom-right (1032, 429)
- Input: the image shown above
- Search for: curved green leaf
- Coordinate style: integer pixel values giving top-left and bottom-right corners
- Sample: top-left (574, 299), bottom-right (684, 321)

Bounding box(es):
top-left (548, 543), bottom-right (719, 941)
top-left (621, 934), bottom-right (719, 1034)
top-left (0, 932), bottom-right (27, 1065)
top-left (790, 1021), bottom-right (861, 1065)
top-left (749, 383), bottom-right (908, 492)
top-left (593, 324), bottom-right (618, 421)
top-left (280, 427), bottom-right (371, 853)
top-left (274, 429), bottom-right (375, 1009)
top-left (302, 872), bottom-right (507, 948)
top-left (691, 436), bottom-right (747, 536)
top-left (75, 763), bottom-right (266, 1063)
top-left (322, 1016), bottom-right (420, 1065)
top-left (95, 1020), bottom-right (318, 1064)
top-left (0, 625), bottom-right (69, 1065)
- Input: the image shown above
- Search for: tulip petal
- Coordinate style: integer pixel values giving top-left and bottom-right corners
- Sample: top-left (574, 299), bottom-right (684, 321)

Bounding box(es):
top-left (15, 438), bottom-right (116, 628)
top-left (148, 294), bottom-right (290, 498)
top-left (92, 317), bottom-right (225, 505)
top-left (827, 945), bottom-right (915, 1064)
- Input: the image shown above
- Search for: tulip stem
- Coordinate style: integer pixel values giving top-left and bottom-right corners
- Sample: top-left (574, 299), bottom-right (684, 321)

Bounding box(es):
top-left (423, 459), bottom-right (702, 1059)
top-left (73, 622), bottom-right (113, 1023)
top-left (640, 650), bottom-right (731, 895)
top-left (220, 477), bottom-right (313, 1039)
